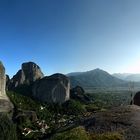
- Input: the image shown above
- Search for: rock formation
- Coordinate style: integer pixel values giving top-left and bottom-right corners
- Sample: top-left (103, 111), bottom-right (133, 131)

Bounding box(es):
top-left (9, 62), bottom-right (44, 89)
top-left (0, 61), bottom-right (13, 112)
top-left (32, 73), bottom-right (70, 103)
top-left (6, 75), bottom-right (10, 90)
top-left (0, 61), bottom-right (6, 97)
top-left (70, 86), bottom-right (92, 103)
top-left (133, 92), bottom-right (140, 106)
top-left (15, 109), bottom-right (38, 122)
top-left (71, 86), bottom-right (85, 95)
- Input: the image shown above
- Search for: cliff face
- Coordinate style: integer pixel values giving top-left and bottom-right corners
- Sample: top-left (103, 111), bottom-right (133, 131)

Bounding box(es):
top-left (0, 61), bottom-right (13, 113)
top-left (32, 73), bottom-right (70, 103)
top-left (8, 62), bottom-right (70, 104)
top-left (0, 62), bottom-right (6, 98)
top-left (9, 62), bottom-right (44, 89)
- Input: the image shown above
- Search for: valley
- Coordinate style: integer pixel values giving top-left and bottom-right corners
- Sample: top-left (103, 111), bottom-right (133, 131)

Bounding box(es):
top-left (0, 62), bottom-right (140, 140)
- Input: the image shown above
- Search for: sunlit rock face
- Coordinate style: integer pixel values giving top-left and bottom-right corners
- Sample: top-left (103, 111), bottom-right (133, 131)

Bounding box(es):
top-left (0, 61), bottom-right (6, 98)
top-left (32, 73), bottom-right (70, 103)
top-left (0, 61), bottom-right (13, 113)
top-left (134, 92), bottom-right (140, 106)
top-left (9, 62), bottom-right (44, 89)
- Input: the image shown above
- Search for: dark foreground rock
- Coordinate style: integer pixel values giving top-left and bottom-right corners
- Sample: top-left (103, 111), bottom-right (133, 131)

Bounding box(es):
top-left (15, 109), bottom-right (38, 123)
top-left (87, 105), bottom-right (140, 140)
top-left (133, 92), bottom-right (140, 106)
top-left (70, 86), bottom-right (92, 103)
top-left (6, 75), bottom-right (10, 90)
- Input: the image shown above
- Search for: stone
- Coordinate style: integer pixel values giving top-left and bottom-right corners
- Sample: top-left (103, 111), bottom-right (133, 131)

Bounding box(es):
top-left (71, 86), bottom-right (85, 95)
top-left (0, 61), bottom-right (13, 113)
top-left (32, 73), bottom-right (70, 103)
top-left (0, 61), bottom-right (6, 97)
top-left (133, 92), bottom-right (140, 106)
top-left (15, 109), bottom-right (38, 122)
top-left (9, 62), bottom-right (44, 89)
top-left (70, 86), bottom-right (92, 103)
top-left (6, 75), bottom-right (10, 90)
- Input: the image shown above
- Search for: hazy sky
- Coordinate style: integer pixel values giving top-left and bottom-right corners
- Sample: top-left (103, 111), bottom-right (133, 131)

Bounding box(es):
top-left (1, 0), bottom-right (140, 77)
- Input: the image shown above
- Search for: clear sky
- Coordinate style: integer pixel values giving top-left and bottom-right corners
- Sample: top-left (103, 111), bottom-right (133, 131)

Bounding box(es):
top-left (1, 0), bottom-right (140, 77)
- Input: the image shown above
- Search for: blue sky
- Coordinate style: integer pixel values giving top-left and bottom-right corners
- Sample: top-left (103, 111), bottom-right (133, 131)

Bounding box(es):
top-left (1, 0), bottom-right (140, 77)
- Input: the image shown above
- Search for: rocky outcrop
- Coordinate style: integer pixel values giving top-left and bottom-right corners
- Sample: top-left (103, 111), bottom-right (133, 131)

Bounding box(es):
top-left (32, 73), bottom-right (70, 103)
top-left (134, 92), bottom-right (140, 106)
top-left (0, 62), bottom-right (6, 97)
top-left (70, 86), bottom-right (92, 103)
top-left (0, 61), bottom-right (13, 113)
top-left (15, 109), bottom-right (38, 122)
top-left (9, 62), bottom-right (44, 89)
top-left (71, 86), bottom-right (85, 95)
top-left (6, 75), bottom-right (10, 90)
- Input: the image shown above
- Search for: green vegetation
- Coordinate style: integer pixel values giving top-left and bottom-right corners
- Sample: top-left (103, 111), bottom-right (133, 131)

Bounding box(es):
top-left (86, 89), bottom-right (132, 109)
top-left (62, 100), bottom-right (86, 115)
top-left (50, 127), bottom-right (124, 140)
top-left (90, 132), bottom-right (124, 140)
top-left (0, 114), bottom-right (17, 140)
top-left (7, 91), bottom-right (87, 139)
top-left (7, 91), bottom-right (52, 123)
top-left (50, 126), bottom-right (89, 140)
top-left (6, 90), bottom-right (129, 140)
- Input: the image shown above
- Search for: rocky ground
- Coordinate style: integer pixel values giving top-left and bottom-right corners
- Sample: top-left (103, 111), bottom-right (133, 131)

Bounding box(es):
top-left (85, 105), bottom-right (140, 140)
top-left (0, 99), bottom-right (13, 113)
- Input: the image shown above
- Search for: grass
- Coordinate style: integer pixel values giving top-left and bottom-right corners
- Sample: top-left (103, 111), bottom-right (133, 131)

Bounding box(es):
top-left (50, 126), bottom-right (90, 140)
top-left (90, 132), bottom-right (125, 140)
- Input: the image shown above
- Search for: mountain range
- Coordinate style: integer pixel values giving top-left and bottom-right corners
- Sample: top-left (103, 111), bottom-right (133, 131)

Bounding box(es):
top-left (67, 68), bottom-right (128, 88)
top-left (113, 73), bottom-right (140, 82)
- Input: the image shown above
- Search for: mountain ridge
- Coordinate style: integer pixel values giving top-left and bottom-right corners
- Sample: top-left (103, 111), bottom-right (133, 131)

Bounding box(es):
top-left (113, 73), bottom-right (140, 82)
top-left (67, 68), bottom-right (127, 88)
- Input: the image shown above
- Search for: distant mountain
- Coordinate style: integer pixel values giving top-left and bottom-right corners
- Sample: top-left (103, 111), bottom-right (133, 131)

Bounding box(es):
top-left (113, 73), bottom-right (140, 82)
top-left (68, 68), bottom-right (127, 88)
top-left (112, 73), bottom-right (131, 80)
top-left (67, 72), bottom-right (83, 77)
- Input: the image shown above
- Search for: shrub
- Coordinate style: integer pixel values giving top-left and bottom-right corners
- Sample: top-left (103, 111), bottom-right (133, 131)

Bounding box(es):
top-left (90, 132), bottom-right (125, 140)
top-left (62, 100), bottom-right (86, 115)
top-left (50, 126), bottom-right (89, 140)
top-left (0, 114), bottom-right (17, 140)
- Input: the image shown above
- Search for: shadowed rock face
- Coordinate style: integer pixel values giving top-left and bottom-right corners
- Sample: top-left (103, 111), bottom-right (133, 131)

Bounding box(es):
top-left (32, 73), bottom-right (70, 103)
top-left (9, 62), bottom-right (44, 89)
top-left (134, 92), bottom-right (140, 106)
top-left (70, 86), bottom-right (92, 103)
top-left (6, 75), bottom-right (10, 90)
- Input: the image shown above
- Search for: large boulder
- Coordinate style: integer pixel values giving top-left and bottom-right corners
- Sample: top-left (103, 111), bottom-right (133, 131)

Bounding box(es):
top-left (134, 92), bottom-right (140, 106)
top-left (32, 73), bottom-right (70, 103)
top-left (70, 86), bottom-right (92, 103)
top-left (0, 61), bottom-right (13, 113)
top-left (9, 62), bottom-right (44, 89)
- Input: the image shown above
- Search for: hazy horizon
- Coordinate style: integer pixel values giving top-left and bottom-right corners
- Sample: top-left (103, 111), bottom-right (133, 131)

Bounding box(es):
top-left (1, 0), bottom-right (140, 77)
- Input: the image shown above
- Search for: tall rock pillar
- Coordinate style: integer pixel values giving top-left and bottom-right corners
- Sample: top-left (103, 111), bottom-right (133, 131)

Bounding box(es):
top-left (0, 61), bottom-right (13, 113)
top-left (0, 61), bottom-right (6, 98)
